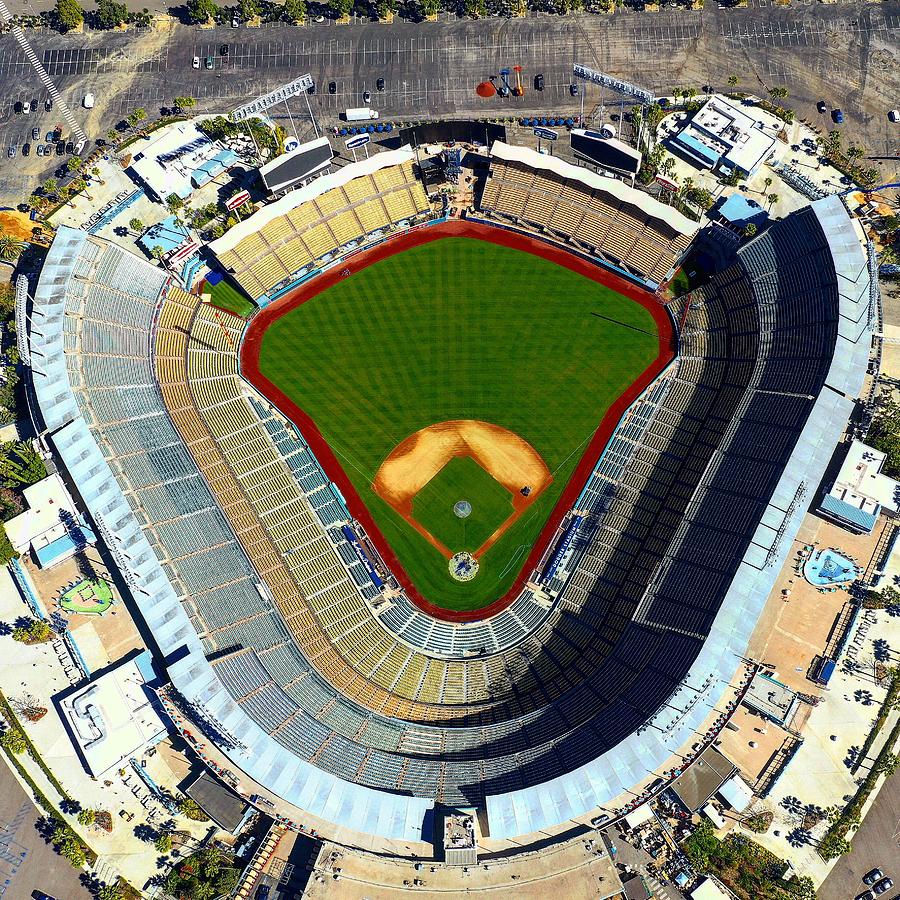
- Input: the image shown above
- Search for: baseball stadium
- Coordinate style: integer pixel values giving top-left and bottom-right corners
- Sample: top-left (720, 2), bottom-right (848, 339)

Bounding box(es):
top-left (24, 132), bottom-right (874, 852)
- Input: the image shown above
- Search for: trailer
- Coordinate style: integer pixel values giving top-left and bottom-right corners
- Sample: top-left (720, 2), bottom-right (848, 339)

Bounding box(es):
top-left (344, 107), bottom-right (379, 121)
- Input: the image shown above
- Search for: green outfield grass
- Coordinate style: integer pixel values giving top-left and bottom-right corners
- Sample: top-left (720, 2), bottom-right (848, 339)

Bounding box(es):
top-left (257, 237), bottom-right (659, 611)
top-left (412, 456), bottom-right (514, 553)
top-left (207, 277), bottom-right (257, 318)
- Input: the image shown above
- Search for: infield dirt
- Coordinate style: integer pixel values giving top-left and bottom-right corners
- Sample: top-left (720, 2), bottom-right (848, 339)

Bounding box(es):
top-left (373, 419), bottom-right (552, 558)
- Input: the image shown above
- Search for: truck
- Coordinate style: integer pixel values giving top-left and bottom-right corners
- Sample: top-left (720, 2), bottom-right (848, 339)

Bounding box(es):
top-left (344, 107), bottom-right (378, 122)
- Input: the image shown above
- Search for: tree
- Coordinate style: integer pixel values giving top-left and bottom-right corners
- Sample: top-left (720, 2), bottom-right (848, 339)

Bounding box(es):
top-left (0, 728), bottom-right (27, 754)
top-left (282, 0), bottom-right (306, 21)
top-left (743, 223), bottom-right (757, 238)
top-left (186, 0), bottom-right (219, 23)
top-left (77, 808), bottom-right (96, 826)
top-left (200, 845), bottom-right (222, 877)
top-left (166, 194), bottom-right (185, 216)
top-left (91, 166), bottom-right (104, 185)
top-left (150, 245), bottom-right (165, 260)
top-left (126, 108), bottom-right (146, 129)
top-left (177, 797), bottom-right (208, 821)
top-left (682, 820), bottom-right (719, 872)
top-left (12, 619), bottom-right (52, 644)
top-left (763, 176), bottom-right (772, 192)
top-left (97, 886), bottom-right (125, 900)
top-left (767, 192), bottom-right (779, 209)
top-left (0, 234), bottom-right (25, 262)
top-left (128, 218), bottom-right (145, 234)
top-left (106, 128), bottom-right (119, 143)
top-left (768, 85), bottom-right (788, 100)
top-left (328, 0), bottom-right (351, 16)
top-left (239, 0), bottom-right (261, 18)
top-left (882, 214), bottom-right (900, 234)
top-left (154, 832), bottom-right (173, 854)
top-left (727, 74), bottom-right (739, 87)
top-left (375, 0), bottom-right (395, 16)
top-left (0, 524), bottom-right (16, 566)
top-left (66, 156), bottom-right (82, 173)
top-left (0, 442), bottom-right (47, 486)
top-left (95, 0), bottom-right (128, 27)
top-left (42, 178), bottom-right (58, 196)
top-left (172, 97), bottom-right (196, 113)
top-left (55, 0), bottom-right (83, 30)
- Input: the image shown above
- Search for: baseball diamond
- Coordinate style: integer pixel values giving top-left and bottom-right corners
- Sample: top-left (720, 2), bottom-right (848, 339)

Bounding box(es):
top-left (242, 224), bottom-right (671, 615)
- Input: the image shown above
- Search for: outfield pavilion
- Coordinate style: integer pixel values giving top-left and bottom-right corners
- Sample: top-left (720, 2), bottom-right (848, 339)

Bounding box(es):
top-left (24, 139), bottom-right (876, 848)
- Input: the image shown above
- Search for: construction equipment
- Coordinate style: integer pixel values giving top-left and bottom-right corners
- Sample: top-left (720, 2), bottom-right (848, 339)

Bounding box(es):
top-left (512, 65), bottom-right (524, 97)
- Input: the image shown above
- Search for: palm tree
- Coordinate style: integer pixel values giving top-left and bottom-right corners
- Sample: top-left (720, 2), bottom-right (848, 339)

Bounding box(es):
top-left (0, 233), bottom-right (25, 262)
top-left (763, 176), bottom-right (772, 194)
top-left (727, 75), bottom-right (739, 87)
top-left (767, 192), bottom-right (779, 209)
top-left (91, 166), bottom-right (104, 185)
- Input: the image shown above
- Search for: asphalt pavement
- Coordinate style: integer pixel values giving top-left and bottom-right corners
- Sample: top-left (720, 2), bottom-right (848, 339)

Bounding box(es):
top-left (0, 757), bottom-right (93, 900)
top-left (0, 1), bottom-right (897, 206)
top-left (819, 771), bottom-right (900, 900)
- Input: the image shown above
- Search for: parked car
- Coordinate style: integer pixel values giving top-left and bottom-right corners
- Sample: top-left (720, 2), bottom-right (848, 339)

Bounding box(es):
top-left (889, 109), bottom-right (900, 123)
top-left (569, 83), bottom-right (579, 96)
top-left (328, 81), bottom-right (337, 94)
top-left (254, 886), bottom-right (270, 900)
top-left (82, 92), bottom-right (94, 109)
top-left (7, 145), bottom-right (16, 157)
top-left (192, 55), bottom-right (200, 68)
top-left (232, 13), bottom-right (240, 25)
top-left (535, 73), bottom-right (545, 91)
top-left (362, 90), bottom-right (371, 103)
top-left (30, 97), bottom-right (37, 110)
top-left (22, 142), bottom-right (30, 156)
top-left (36, 144), bottom-right (44, 156)
top-left (376, 77), bottom-right (385, 91)
top-left (855, 892), bottom-right (875, 900)
top-left (307, 80), bottom-right (316, 94)
top-left (205, 55), bottom-right (214, 69)
top-left (832, 108), bottom-right (845, 124)
top-left (65, 140), bottom-right (74, 154)
top-left (21, 100), bottom-right (30, 114)
top-left (817, 99), bottom-right (827, 113)
top-left (873, 878), bottom-right (893, 896)
top-left (13, 101), bottom-right (22, 114)
top-left (31, 127), bottom-right (39, 141)
top-left (220, 44), bottom-right (229, 55)
top-left (56, 141), bottom-right (65, 155)
top-left (32, 892), bottom-right (60, 900)
top-left (44, 97), bottom-right (52, 110)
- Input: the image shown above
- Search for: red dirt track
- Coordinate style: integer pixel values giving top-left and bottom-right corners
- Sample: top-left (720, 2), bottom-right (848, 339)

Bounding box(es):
top-left (240, 220), bottom-right (674, 623)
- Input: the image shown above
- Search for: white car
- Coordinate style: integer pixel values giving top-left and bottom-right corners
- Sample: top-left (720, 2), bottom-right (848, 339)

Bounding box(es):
top-left (82, 93), bottom-right (94, 109)
top-left (192, 55), bottom-right (200, 69)
top-left (21, 100), bottom-right (30, 114)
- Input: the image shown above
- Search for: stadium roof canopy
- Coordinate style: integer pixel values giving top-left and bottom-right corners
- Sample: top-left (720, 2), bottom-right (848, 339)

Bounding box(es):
top-left (489, 140), bottom-right (697, 237)
top-left (209, 146), bottom-right (416, 255)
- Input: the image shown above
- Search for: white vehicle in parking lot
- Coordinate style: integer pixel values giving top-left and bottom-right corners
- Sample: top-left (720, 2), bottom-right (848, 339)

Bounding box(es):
top-left (192, 55), bottom-right (200, 68)
top-left (83, 93), bottom-right (95, 109)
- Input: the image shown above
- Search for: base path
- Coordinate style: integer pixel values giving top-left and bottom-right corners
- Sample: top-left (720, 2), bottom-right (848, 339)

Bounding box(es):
top-left (241, 219), bottom-right (675, 623)
top-left (373, 418), bottom-right (552, 559)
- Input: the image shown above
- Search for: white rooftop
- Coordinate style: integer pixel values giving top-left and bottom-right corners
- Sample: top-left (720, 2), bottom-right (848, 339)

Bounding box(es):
top-left (716, 774), bottom-right (754, 813)
top-left (490, 140), bottom-right (698, 238)
top-left (129, 120), bottom-right (224, 201)
top-left (623, 803), bottom-right (655, 830)
top-left (59, 652), bottom-right (168, 777)
top-left (829, 439), bottom-right (900, 515)
top-left (678, 96), bottom-right (779, 174)
top-left (5, 472), bottom-right (78, 553)
top-left (691, 877), bottom-right (730, 900)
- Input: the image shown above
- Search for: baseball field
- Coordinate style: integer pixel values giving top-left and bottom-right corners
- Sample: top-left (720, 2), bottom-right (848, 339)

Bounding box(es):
top-left (250, 231), bottom-right (665, 614)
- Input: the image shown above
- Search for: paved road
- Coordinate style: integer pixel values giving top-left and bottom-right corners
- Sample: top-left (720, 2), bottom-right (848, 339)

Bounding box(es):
top-left (0, 2), bottom-right (897, 205)
top-left (819, 771), bottom-right (900, 900)
top-left (0, 757), bottom-right (93, 900)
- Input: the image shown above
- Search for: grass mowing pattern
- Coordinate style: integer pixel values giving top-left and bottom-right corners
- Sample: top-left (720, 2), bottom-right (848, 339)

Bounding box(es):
top-left (412, 456), bottom-right (514, 553)
top-left (257, 237), bottom-right (659, 611)
top-left (207, 277), bottom-right (257, 318)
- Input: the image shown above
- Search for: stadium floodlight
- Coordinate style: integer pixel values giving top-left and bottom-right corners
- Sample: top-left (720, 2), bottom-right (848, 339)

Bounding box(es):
top-left (231, 74), bottom-right (315, 122)
top-left (572, 65), bottom-right (655, 105)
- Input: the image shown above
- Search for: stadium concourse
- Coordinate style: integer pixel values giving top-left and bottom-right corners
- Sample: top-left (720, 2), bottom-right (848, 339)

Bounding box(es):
top-left (25, 138), bottom-right (875, 852)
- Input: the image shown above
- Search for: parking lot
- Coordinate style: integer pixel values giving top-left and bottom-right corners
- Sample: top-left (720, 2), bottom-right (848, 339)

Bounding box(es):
top-left (0, 0), bottom-right (896, 206)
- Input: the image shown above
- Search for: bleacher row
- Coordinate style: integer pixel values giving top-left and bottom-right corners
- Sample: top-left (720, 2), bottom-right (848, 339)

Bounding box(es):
top-left (214, 162), bottom-right (431, 300)
top-left (479, 157), bottom-right (693, 285)
top-left (51, 197), bottom-right (849, 809)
